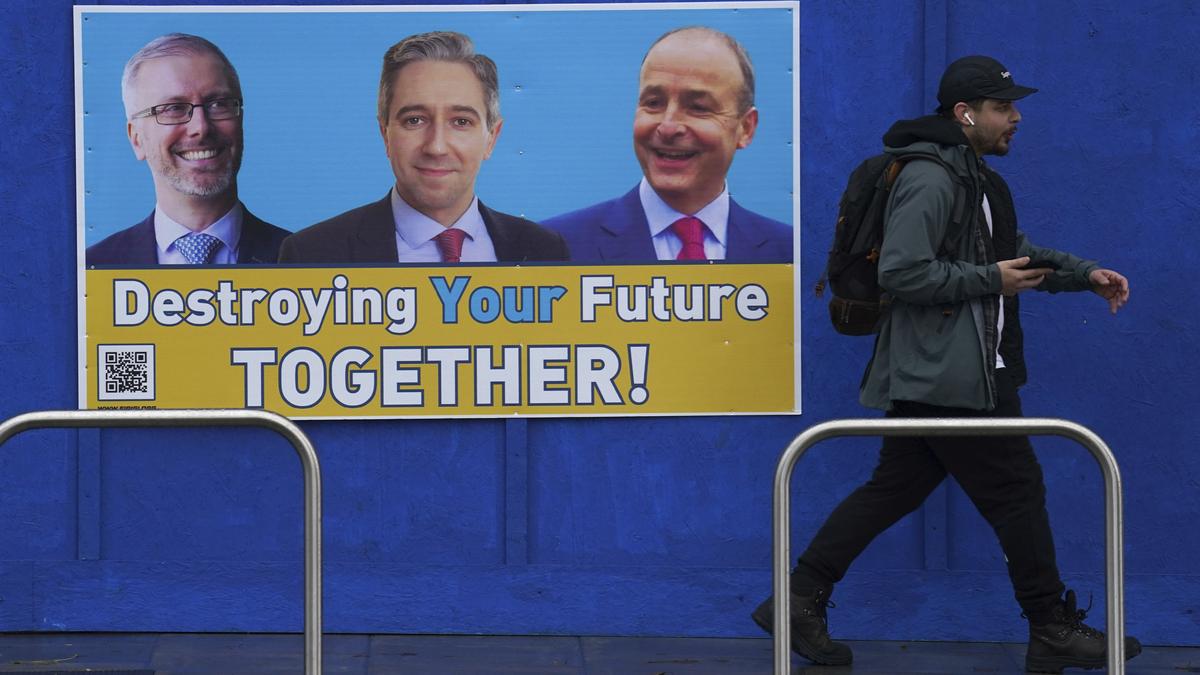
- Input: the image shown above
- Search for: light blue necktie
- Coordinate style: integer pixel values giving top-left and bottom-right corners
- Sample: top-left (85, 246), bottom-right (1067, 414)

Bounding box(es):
top-left (175, 232), bottom-right (223, 264)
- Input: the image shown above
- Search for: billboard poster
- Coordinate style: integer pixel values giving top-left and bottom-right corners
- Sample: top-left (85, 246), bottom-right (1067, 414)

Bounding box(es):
top-left (76, 3), bottom-right (800, 418)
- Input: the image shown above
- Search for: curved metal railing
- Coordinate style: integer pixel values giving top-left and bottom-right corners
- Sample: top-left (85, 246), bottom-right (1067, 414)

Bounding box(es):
top-left (772, 417), bottom-right (1124, 674)
top-left (0, 409), bottom-right (323, 675)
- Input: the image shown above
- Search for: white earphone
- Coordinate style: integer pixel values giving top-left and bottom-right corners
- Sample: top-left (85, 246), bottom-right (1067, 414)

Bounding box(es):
top-left (964, 112), bottom-right (976, 126)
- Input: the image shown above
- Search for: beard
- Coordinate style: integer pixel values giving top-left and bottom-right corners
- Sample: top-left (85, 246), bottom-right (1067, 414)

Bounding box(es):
top-left (985, 128), bottom-right (1015, 156)
top-left (988, 132), bottom-right (1013, 156)
top-left (162, 164), bottom-right (235, 197)
top-left (149, 141), bottom-right (241, 198)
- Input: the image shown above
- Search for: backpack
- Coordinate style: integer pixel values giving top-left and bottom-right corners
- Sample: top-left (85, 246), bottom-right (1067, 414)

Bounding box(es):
top-left (816, 152), bottom-right (969, 335)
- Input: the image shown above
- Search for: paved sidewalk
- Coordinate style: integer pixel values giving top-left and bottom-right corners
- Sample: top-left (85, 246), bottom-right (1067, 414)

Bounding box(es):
top-left (0, 632), bottom-right (1195, 674)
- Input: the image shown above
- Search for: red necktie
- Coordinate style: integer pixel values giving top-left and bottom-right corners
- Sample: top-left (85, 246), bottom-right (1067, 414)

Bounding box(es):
top-left (434, 228), bottom-right (467, 263)
top-left (671, 216), bottom-right (707, 261)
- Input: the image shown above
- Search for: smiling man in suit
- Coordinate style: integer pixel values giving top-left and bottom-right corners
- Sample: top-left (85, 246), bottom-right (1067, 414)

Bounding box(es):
top-left (86, 33), bottom-right (288, 267)
top-left (544, 26), bottom-right (791, 263)
top-left (278, 31), bottom-right (567, 264)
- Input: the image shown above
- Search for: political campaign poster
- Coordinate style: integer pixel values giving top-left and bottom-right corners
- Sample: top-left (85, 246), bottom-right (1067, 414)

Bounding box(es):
top-left (76, 3), bottom-right (800, 418)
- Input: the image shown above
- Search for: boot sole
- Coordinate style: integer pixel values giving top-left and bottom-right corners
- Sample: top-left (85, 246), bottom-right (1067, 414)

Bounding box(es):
top-left (1026, 641), bottom-right (1143, 673)
top-left (749, 607), bottom-right (853, 666)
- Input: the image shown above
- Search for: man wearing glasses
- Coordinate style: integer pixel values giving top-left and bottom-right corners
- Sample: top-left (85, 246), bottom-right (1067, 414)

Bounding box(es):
top-left (86, 33), bottom-right (288, 266)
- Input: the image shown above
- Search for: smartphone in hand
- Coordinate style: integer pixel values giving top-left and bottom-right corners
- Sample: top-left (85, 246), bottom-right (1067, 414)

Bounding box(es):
top-left (1023, 257), bottom-right (1060, 270)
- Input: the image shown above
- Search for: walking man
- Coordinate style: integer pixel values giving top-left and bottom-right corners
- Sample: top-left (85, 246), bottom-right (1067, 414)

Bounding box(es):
top-left (754, 56), bottom-right (1138, 674)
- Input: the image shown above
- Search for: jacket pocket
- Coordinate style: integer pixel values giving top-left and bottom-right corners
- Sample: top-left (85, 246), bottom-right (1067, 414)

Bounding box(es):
top-left (893, 303), bottom-right (959, 371)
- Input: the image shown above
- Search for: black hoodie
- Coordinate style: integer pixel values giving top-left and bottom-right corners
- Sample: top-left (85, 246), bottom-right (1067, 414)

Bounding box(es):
top-left (882, 114), bottom-right (973, 149)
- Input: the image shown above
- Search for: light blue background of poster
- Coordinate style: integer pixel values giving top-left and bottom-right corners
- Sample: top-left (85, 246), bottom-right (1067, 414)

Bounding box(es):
top-left (79, 6), bottom-right (796, 244)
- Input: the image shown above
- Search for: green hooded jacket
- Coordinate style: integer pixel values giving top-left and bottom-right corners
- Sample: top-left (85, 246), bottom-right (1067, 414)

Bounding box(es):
top-left (860, 116), bottom-right (1097, 411)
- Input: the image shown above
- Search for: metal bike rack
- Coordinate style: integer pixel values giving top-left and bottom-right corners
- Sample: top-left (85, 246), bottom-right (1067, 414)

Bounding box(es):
top-left (0, 409), bottom-right (323, 675)
top-left (772, 418), bottom-right (1125, 674)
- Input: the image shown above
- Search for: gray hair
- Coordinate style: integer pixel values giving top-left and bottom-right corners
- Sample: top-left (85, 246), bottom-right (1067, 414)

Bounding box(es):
top-left (121, 33), bottom-right (241, 119)
top-left (377, 31), bottom-right (501, 131)
top-left (643, 26), bottom-right (756, 115)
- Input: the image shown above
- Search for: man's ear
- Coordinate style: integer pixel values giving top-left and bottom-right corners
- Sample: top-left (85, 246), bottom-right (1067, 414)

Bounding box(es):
top-left (127, 120), bottom-right (147, 161)
top-left (735, 106), bottom-right (758, 150)
top-left (952, 101), bottom-right (973, 127)
top-left (378, 118), bottom-right (391, 156)
top-left (483, 118), bottom-right (504, 160)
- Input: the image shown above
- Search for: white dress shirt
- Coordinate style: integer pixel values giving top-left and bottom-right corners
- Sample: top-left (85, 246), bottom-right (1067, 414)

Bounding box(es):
top-left (982, 193), bottom-right (1006, 369)
top-left (390, 188), bottom-right (497, 263)
top-left (638, 177), bottom-right (730, 261)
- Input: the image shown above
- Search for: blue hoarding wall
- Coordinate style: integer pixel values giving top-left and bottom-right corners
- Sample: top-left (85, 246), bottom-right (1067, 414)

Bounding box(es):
top-left (1, 0), bottom-right (1197, 644)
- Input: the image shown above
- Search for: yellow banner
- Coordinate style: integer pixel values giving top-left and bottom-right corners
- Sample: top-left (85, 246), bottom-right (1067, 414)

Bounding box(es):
top-left (84, 265), bottom-right (794, 417)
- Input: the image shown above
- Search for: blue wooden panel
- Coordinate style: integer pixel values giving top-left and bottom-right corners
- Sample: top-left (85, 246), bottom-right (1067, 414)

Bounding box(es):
top-left (0, 562), bottom-right (34, 627)
top-left (99, 428), bottom-right (305, 561)
top-left (32, 560), bottom-right (305, 632)
top-left (77, 429), bottom-right (103, 561)
top-left (505, 419), bottom-right (530, 565)
top-left (98, 421), bottom-right (505, 564)
top-left (0, 432), bottom-right (77, 560)
top-left (303, 419), bottom-right (507, 564)
top-left (0, 1), bottom-right (77, 425)
top-left (18, 560), bottom-right (1197, 642)
top-left (527, 421), bottom-right (926, 571)
top-left (528, 416), bottom-right (792, 566)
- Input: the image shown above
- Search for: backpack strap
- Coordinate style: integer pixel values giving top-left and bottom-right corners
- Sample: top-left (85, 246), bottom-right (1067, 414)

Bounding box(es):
top-left (944, 175), bottom-right (972, 256)
top-left (883, 157), bottom-right (910, 189)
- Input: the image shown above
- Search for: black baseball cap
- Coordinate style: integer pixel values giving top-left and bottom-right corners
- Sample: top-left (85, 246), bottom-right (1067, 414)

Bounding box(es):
top-left (936, 55), bottom-right (1038, 112)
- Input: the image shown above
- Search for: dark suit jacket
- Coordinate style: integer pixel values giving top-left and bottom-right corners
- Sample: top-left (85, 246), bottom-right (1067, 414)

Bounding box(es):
top-left (543, 186), bottom-right (793, 263)
top-left (278, 194), bottom-right (568, 264)
top-left (85, 205), bottom-right (288, 267)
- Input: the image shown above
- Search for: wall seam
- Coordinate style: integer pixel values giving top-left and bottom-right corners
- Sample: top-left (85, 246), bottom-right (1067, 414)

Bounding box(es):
top-left (76, 428), bottom-right (101, 561)
top-left (923, 0), bottom-right (949, 111)
top-left (921, 0), bottom-right (951, 573)
top-left (504, 418), bottom-right (530, 565)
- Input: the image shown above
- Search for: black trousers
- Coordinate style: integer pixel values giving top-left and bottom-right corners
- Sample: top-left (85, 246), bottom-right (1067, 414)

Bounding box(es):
top-left (796, 369), bottom-right (1065, 619)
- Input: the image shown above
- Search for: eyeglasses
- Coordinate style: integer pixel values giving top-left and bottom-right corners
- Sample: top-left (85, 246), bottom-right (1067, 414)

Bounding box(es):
top-left (130, 98), bottom-right (242, 125)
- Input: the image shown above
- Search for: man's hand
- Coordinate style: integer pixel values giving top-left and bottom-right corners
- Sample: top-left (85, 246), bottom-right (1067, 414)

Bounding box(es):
top-left (997, 257), bottom-right (1052, 296)
top-left (1089, 268), bottom-right (1130, 314)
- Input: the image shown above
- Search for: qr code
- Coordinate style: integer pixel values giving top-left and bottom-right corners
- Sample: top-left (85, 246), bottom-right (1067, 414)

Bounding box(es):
top-left (97, 344), bottom-right (155, 401)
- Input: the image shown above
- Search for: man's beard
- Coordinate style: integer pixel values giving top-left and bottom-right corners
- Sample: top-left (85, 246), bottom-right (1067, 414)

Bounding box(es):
top-left (987, 128), bottom-right (1014, 156)
top-left (164, 165), bottom-right (235, 197)
top-left (154, 152), bottom-right (238, 198)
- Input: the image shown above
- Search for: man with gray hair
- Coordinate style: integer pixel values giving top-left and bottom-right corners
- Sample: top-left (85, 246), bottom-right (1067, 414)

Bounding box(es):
top-left (87, 33), bottom-right (288, 266)
top-left (544, 26), bottom-right (791, 263)
top-left (279, 31), bottom-right (567, 264)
